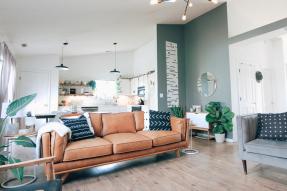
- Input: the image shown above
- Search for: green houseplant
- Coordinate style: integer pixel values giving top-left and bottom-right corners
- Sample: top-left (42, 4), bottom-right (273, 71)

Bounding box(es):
top-left (205, 102), bottom-right (234, 143)
top-left (87, 80), bottom-right (96, 90)
top-left (0, 93), bottom-right (37, 183)
top-left (170, 106), bottom-right (184, 118)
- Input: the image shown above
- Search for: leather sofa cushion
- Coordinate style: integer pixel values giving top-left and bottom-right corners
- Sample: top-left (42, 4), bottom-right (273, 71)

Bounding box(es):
top-left (133, 111), bottom-right (145, 131)
top-left (102, 112), bottom-right (136, 136)
top-left (138, 131), bottom-right (181, 146)
top-left (89, 113), bottom-right (103, 137)
top-left (171, 117), bottom-right (187, 140)
top-left (245, 139), bottom-right (287, 159)
top-left (103, 133), bottom-right (152, 154)
top-left (63, 138), bottom-right (112, 162)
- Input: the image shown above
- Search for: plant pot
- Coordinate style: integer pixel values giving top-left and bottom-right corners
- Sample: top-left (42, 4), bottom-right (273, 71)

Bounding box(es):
top-left (214, 133), bottom-right (225, 143)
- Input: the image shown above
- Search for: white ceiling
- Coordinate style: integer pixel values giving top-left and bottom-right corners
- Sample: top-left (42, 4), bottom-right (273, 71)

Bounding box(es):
top-left (0, 0), bottom-right (225, 56)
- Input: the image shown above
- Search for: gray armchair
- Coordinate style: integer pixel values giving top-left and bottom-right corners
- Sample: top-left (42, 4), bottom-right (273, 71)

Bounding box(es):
top-left (237, 114), bottom-right (287, 174)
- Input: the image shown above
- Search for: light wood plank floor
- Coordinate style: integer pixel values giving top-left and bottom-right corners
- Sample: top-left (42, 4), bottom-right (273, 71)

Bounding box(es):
top-left (61, 139), bottom-right (287, 191)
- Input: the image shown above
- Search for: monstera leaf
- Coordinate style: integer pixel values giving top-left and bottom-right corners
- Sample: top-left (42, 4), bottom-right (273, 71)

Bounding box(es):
top-left (13, 136), bottom-right (36, 148)
top-left (6, 93), bottom-right (37, 117)
top-left (8, 157), bottom-right (24, 182)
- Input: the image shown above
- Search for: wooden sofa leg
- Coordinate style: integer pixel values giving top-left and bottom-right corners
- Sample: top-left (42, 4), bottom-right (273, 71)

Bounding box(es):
top-left (61, 173), bottom-right (70, 183)
top-left (176, 149), bottom-right (180, 158)
top-left (242, 160), bottom-right (247, 175)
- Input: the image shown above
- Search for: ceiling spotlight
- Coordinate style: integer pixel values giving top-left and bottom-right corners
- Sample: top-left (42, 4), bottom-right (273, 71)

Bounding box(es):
top-left (182, 14), bottom-right (187, 21)
top-left (150, 0), bottom-right (176, 5)
top-left (209, 0), bottom-right (218, 4)
top-left (188, 2), bottom-right (193, 7)
top-left (150, 0), bottom-right (160, 5)
top-left (21, 43), bottom-right (27, 47)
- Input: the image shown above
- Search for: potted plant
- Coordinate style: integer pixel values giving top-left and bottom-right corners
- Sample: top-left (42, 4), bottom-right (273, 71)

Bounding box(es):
top-left (205, 102), bottom-right (234, 143)
top-left (170, 106), bottom-right (184, 118)
top-left (0, 94), bottom-right (37, 184)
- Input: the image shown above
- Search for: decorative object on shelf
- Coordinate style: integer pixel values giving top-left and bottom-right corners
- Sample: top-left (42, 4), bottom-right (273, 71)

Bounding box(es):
top-left (56, 42), bottom-right (69, 71)
top-left (197, 72), bottom-right (217, 97)
top-left (69, 88), bottom-right (76, 95)
top-left (87, 80), bottom-right (96, 90)
top-left (110, 42), bottom-right (120, 74)
top-left (191, 105), bottom-right (202, 113)
top-left (255, 71), bottom-right (263, 83)
top-left (150, 0), bottom-right (218, 21)
top-left (0, 94), bottom-right (37, 188)
top-left (205, 102), bottom-right (234, 143)
top-left (170, 106), bottom-right (184, 118)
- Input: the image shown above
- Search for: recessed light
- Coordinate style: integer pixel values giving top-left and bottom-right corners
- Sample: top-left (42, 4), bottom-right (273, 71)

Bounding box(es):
top-left (21, 43), bottom-right (27, 47)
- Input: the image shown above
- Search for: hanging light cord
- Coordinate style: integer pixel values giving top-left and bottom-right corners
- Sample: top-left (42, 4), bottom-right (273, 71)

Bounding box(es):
top-left (61, 46), bottom-right (64, 65)
top-left (114, 42), bottom-right (117, 69)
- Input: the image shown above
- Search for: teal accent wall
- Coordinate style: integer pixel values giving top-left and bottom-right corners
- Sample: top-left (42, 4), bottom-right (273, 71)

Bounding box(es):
top-left (184, 3), bottom-right (231, 109)
top-left (156, 4), bottom-right (232, 137)
top-left (156, 4), bottom-right (231, 111)
top-left (157, 25), bottom-right (185, 112)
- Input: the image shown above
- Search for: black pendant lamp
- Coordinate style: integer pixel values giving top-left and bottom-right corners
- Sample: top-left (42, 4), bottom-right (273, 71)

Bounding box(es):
top-left (56, 42), bottom-right (69, 71)
top-left (110, 42), bottom-right (120, 74)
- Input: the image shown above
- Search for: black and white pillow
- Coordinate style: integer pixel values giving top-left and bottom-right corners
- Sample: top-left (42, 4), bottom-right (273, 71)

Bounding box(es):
top-left (148, 110), bottom-right (171, 131)
top-left (256, 112), bottom-right (287, 141)
top-left (61, 115), bottom-right (95, 141)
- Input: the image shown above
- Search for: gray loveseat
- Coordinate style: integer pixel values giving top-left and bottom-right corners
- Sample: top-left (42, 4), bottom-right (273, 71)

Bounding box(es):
top-left (237, 114), bottom-right (287, 174)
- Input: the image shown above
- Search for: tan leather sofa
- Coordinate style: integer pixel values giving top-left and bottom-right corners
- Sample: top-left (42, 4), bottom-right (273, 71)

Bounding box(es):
top-left (41, 111), bottom-right (189, 181)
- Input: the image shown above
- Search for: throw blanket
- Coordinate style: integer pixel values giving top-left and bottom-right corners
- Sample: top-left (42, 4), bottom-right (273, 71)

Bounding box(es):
top-left (36, 122), bottom-right (71, 158)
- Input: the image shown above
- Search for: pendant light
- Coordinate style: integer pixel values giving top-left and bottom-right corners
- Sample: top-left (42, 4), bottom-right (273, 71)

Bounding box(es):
top-left (110, 42), bottom-right (120, 74)
top-left (56, 42), bottom-right (69, 71)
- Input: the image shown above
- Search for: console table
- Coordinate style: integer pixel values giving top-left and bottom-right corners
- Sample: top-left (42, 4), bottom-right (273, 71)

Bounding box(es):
top-left (186, 112), bottom-right (212, 141)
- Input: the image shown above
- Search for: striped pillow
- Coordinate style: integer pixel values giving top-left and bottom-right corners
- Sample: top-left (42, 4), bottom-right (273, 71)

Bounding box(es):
top-left (61, 115), bottom-right (94, 141)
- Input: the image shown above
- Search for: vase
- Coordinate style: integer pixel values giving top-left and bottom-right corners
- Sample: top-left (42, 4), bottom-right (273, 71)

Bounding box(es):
top-left (214, 133), bottom-right (225, 143)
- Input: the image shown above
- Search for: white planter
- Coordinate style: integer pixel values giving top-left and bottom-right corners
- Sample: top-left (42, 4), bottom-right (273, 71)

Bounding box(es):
top-left (215, 133), bottom-right (225, 143)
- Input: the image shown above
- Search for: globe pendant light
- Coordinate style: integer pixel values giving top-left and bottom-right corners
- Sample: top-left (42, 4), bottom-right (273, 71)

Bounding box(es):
top-left (56, 42), bottom-right (69, 71)
top-left (110, 42), bottom-right (120, 74)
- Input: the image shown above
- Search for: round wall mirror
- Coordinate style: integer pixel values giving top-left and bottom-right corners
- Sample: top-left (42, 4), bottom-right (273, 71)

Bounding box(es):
top-left (197, 72), bottom-right (217, 97)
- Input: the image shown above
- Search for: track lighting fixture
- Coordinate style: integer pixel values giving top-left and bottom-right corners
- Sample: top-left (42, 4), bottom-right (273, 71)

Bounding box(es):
top-left (150, 0), bottom-right (219, 21)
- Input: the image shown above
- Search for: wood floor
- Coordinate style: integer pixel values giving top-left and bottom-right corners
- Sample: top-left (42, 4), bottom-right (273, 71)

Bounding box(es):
top-left (61, 139), bottom-right (287, 191)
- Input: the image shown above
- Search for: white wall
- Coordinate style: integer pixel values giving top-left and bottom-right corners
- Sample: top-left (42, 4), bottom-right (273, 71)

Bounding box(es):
top-left (60, 51), bottom-right (134, 81)
top-left (132, 39), bottom-right (158, 110)
top-left (227, 0), bottom-right (287, 37)
top-left (16, 55), bottom-right (59, 112)
top-left (133, 40), bottom-right (157, 75)
top-left (229, 32), bottom-right (287, 141)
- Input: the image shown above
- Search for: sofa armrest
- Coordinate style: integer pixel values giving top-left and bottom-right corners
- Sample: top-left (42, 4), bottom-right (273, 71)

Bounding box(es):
top-left (170, 117), bottom-right (189, 142)
top-left (42, 132), bottom-right (69, 163)
top-left (237, 114), bottom-right (258, 152)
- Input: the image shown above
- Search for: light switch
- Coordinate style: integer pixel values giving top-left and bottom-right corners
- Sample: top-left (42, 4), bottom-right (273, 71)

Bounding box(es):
top-left (160, 93), bottom-right (164, 98)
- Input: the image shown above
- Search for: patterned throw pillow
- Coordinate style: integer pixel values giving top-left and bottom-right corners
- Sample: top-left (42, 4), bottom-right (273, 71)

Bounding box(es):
top-left (149, 110), bottom-right (171, 131)
top-left (61, 115), bottom-right (95, 141)
top-left (256, 113), bottom-right (287, 141)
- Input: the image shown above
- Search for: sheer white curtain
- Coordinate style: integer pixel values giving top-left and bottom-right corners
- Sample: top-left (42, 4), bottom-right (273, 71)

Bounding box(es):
top-left (0, 42), bottom-right (16, 115)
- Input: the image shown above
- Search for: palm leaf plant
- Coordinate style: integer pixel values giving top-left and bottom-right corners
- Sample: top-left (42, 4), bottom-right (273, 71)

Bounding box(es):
top-left (170, 106), bottom-right (185, 118)
top-left (205, 102), bottom-right (234, 134)
top-left (0, 93), bottom-right (37, 183)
